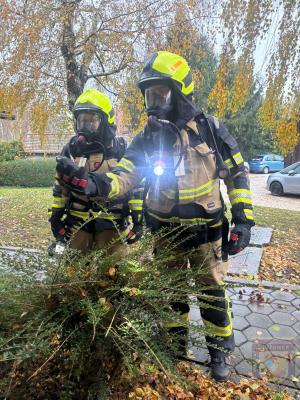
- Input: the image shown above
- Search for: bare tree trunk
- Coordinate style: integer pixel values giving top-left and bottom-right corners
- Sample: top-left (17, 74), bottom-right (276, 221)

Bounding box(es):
top-left (60, 0), bottom-right (85, 111)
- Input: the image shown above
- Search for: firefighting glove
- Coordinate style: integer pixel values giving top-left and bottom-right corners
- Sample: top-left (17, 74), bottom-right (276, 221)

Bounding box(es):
top-left (125, 223), bottom-right (143, 245)
top-left (228, 223), bottom-right (251, 255)
top-left (56, 156), bottom-right (97, 196)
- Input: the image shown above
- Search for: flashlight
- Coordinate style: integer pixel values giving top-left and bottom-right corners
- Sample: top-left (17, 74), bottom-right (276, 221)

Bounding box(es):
top-left (153, 160), bottom-right (166, 176)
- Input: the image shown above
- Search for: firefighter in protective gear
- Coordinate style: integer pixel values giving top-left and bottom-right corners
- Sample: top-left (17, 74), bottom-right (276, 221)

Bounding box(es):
top-left (49, 88), bottom-right (143, 254)
top-left (55, 52), bottom-right (255, 381)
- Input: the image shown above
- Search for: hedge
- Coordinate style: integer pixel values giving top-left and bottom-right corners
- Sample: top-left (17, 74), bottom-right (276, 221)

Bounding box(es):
top-left (0, 159), bottom-right (56, 187)
top-left (0, 141), bottom-right (25, 162)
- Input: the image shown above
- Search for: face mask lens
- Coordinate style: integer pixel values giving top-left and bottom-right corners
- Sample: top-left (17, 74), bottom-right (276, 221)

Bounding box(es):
top-left (76, 112), bottom-right (101, 133)
top-left (145, 85), bottom-right (172, 110)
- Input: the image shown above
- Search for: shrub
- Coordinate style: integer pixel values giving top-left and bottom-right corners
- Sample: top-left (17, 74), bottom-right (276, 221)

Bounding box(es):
top-left (0, 230), bottom-right (223, 398)
top-left (0, 233), bottom-right (294, 399)
top-left (0, 159), bottom-right (56, 187)
top-left (0, 140), bottom-right (25, 162)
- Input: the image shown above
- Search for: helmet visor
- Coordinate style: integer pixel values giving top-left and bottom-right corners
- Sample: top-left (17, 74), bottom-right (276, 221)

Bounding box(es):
top-left (145, 84), bottom-right (172, 111)
top-left (76, 111), bottom-right (102, 134)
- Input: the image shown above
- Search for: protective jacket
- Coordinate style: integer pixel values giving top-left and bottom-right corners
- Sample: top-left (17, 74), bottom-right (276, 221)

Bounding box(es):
top-left (103, 115), bottom-right (254, 234)
top-left (49, 136), bottom-right (143, 241)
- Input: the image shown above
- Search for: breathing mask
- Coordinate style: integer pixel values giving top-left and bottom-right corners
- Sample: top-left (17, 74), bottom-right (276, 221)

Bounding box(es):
top-left (144, 84), bottom-right (173, 119)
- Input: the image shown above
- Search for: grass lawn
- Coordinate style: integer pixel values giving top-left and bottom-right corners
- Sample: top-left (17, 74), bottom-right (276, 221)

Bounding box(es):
top-left (0, 187), bottom-right (52, 249)
top-left (0, 187), bottom-right (299, 284)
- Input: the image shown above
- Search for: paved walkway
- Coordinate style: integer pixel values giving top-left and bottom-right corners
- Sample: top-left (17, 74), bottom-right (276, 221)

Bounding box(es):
top-left (187, 226), bottom-right (300, 396)
top-left (189, 280), bottom-right (300, 395)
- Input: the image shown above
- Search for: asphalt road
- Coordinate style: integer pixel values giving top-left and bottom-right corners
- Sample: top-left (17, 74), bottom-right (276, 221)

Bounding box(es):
top-left (220, 173), bottom-right (300, 211)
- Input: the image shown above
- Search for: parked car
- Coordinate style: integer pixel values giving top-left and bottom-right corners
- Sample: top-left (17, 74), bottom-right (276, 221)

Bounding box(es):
top-left (266, 161), bottom-right (300, 196)
top-left (249, 154), bottom-right (284, 174)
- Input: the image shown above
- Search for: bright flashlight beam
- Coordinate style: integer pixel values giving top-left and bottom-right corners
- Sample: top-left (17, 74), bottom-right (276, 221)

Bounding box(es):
top-left (153, 165), bottom-right (164, 176)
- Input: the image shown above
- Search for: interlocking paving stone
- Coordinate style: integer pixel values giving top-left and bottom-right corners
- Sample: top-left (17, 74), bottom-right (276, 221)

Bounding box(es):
top-left (291, 298), bottom-right (300, 308)
top-left (229, 247), bottom-right (263, 275)
top-left (246, 313), bottom-right (273, 329)
top-left (244, 326), bottom-right (273, 341)
top-left (235, 359), bottom-right (254, 376)
top-left (292, 310), bottom-right (300, 320)
top-left (270, 311), bottom-right (297, 326)
top-left (230, 347), bottom-right (244, 366)
top-left (247, 302), bottom-right (274, 315)
top-left (234, 330), bottom-right (247, 346)
top-left (239, 341), bottom-right (255, 360)
top-left (249, 226), bottom-right (273, 246)
top-left (189, 346), bottom-right (209, 364)
top-left (268, 325), bottom-right (297, 340)
top-left (232, 303), bottom-right (251, 317)
top-left (292, 321), bottom-right (300, 333)
top-left (233, 315), bottom-right (250, 330)
top-left (191, 282), bottom-right (300, 390)
top-left (269, 290), bottom-right (296, 302)
top-left (189, 305), bottom-right (201, 322)
top-left (272, 301), bottom-right (295, 313)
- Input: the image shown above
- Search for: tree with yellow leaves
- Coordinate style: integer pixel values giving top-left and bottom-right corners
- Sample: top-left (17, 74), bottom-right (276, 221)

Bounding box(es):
top-left (213, 0), bottom-right (300, 156)
top-left (0, 0), bottom-right (174, 140)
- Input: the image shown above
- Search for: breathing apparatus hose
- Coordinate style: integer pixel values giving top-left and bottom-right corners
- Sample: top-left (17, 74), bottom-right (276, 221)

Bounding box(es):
top-left (142, 116), bottom-right (185, 210)
top-left (147, 116), bottom-right (184, 173)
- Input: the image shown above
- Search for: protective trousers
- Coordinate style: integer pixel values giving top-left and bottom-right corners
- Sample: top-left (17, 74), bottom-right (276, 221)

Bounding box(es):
top-left (69, 228), bottom-right (127, 256)
top-left (154, 227), bottom-right (235, 355)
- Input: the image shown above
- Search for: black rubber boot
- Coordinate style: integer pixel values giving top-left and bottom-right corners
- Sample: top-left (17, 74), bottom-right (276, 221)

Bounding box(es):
top-left (209, 349), bottom-right (231, 382)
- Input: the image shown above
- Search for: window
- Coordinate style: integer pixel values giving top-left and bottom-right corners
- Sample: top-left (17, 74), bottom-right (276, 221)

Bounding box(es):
top-left (280, 163), bottom-right (300, 174)
top-left (293, 164), bottom-right (300, 174)
top-left (275, 155), bottom-right (283, 161)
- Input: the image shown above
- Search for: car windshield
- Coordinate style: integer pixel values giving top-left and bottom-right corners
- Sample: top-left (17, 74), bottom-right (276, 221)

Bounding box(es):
top-left (280, 162), bottom-right (300, 174)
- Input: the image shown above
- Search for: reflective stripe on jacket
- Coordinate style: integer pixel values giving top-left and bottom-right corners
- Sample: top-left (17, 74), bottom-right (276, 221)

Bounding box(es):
top-left (105, 116), bottom-right (254, 228)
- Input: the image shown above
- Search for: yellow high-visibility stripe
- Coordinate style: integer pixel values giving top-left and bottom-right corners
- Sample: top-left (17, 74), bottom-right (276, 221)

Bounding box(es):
top-left (128, 199), bottom-right (143, 205)
top-left (244, 209), bottom-right (254, 220)
top-left (116, 162), bottom-right (131, 172)
top-left (210, 221), bottom-right (223, 228)
top-left (163, 312), bottom-right (189, 328)
top-left (107, 173), bottom-right (120, 198)
top-left (52, 196), bottom-right (68, 208)
top-left (178, 185), bottom-right (215, 201)
top-left (162, 179), bottom-right (217, 200)
top-left (231, 197), bottom-right (253, 206)
top-left (51, 204), bottom-right (66, 209)
top-left (147, 211), bottom-right (215, 225)
top-left (224, 158), bottom-right (234, 169)
top-left (202, 293), bottom-right (232, 337)
top-left (176, 179), bottom-right (216, 194)
top-left (232, 152), bottom-right (244, 165)
top-left (129, 199), bottom-right (143, 211)
top-left (117, 157), bottom-right (135, 172)
top-left (229, 189), bottom-right (252, 203)
top-left (69, 210), bottom-right (119, 221)
top-left (53, 196), bottom-right (68, 202)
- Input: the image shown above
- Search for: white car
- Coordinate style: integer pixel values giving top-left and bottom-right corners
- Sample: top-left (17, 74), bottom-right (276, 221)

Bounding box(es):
top-left (266, 161), bottom-right (300, 196)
